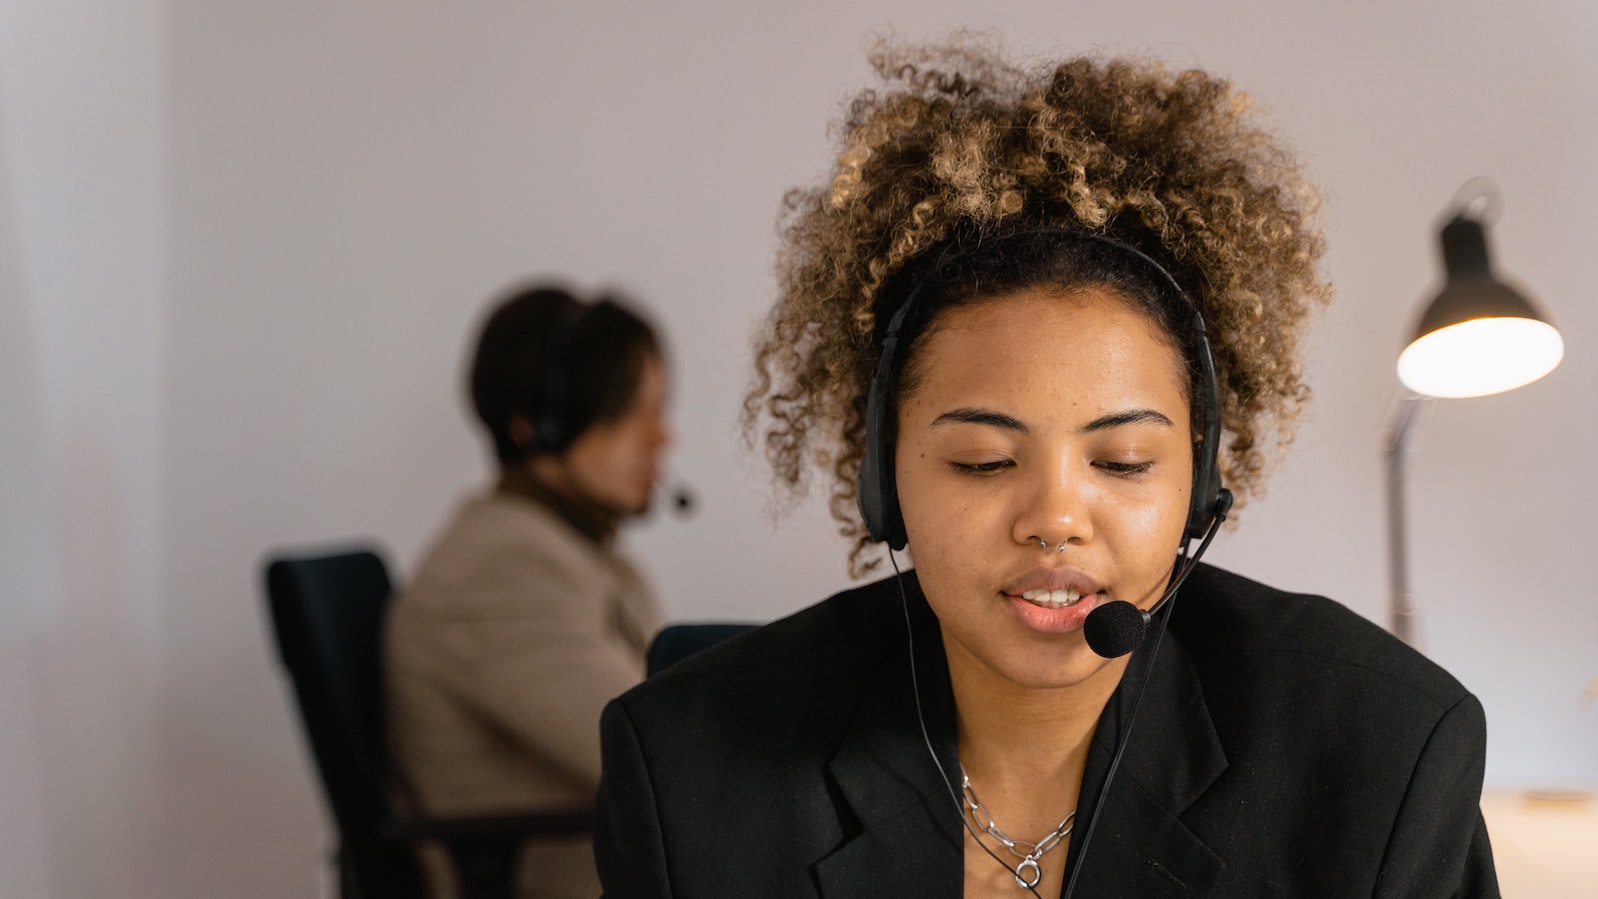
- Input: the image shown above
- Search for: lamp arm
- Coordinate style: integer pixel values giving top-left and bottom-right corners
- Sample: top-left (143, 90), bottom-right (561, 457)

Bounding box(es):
top-left (1381, 389), bottom-right (1434, 646)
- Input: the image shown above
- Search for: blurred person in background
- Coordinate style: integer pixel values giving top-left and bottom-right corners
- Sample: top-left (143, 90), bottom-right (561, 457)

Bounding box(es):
top-left (386, 282), bottom-right (670, 898)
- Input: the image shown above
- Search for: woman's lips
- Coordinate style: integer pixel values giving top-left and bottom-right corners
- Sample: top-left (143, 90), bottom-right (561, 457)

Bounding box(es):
top-left (1019, 587), bottom-right (1085, 607)
top-left (1003, 589), bottom-right (1103, 634)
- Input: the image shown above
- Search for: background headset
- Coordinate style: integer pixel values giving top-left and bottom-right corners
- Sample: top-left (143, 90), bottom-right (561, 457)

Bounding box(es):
top-left (856, 230), bottom-right (1230, 555)
top-left (527, 298), bottom-right (590, 455)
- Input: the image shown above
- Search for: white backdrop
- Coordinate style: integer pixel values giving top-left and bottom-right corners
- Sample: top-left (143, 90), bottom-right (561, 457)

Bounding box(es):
top-left (3, 2), bottom-right (1595, 896)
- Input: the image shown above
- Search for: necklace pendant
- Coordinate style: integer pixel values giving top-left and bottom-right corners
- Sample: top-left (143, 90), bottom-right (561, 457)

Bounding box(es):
top-left (1014, 857), bottom-right (1042, 889)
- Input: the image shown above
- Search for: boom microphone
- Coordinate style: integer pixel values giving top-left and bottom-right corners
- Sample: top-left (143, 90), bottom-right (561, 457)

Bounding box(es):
top-left (1083, 601), bottom-right (1152, 658)
top-left (1061, 489), bottom-right (1231, 899)
top-left (1080, 489), bottom-right (1230, 658)
top-left (667, 484), bottom-right (694, 514)
top-left (659, 466), bottom-right (695, 516)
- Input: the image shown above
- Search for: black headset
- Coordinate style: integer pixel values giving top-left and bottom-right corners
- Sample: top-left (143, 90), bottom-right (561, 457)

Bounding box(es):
top-left (856, 231), bottom-right (1228, 551)
top-left (528, 299), bottom-right (590, 454)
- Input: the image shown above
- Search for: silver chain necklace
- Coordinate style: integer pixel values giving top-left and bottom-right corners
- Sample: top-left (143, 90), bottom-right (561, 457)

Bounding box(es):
top-left (960, 768), bottom-right (1076, 889)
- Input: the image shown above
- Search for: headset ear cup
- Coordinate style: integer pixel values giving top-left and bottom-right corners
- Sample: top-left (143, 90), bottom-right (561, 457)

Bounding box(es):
top-left (533, 411), bottom-right (566, 455)
top-left (530, 300), bottom-right (585, 456)
top-left (858, 336), bottom-right (908, 550)
top-left (856, 399), bottom-right (895, 546)
top-left (855, 440), bottom-right (887, 541)
top-left (1185, 329), bottom-right (1225, 540)
top-left (857, 454), bottom-right (907, 550)
top-left (1186, 460), bottom-right (1218, 539)
top-left (1186, 484), bottom-right (1233, 539)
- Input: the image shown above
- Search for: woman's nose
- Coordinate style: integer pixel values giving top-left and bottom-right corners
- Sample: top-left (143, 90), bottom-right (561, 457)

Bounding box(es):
top-left (654, 418), bottom-right (676, 458)
top-left (1012, 461), bottom-right (1094, 551)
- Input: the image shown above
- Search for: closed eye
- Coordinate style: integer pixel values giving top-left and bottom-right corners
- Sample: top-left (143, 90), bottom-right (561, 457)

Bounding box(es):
top-left (951, 459), bottom-right (1014, 475)
top-left (1094, 460), bottom-right (1154, 476)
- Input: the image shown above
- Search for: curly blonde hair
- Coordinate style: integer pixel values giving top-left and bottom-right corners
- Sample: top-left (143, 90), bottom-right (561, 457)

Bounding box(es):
top-left (743, 34), bottom-right (1332, 577)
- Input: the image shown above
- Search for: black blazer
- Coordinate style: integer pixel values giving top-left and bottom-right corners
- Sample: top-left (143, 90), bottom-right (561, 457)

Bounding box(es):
top-left (595, 564), bottom-right (1499, 897)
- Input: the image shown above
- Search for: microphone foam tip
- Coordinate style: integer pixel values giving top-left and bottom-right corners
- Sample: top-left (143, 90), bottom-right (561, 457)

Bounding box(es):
top-left (1083, 601), bottom-right (1149, 658)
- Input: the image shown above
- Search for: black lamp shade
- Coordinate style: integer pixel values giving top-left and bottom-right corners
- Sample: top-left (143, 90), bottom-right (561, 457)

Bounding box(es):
top-left (1397, 214), bottom-right (1562, 398)
top-left (1413, 217), bottom-right (1542, 338)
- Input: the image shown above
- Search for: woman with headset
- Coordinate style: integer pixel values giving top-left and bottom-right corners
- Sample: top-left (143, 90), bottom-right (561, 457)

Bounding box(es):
top-left (596, 36), bottom-right (1499, 897)
top-left (387, 284), bottom-right (670, 898)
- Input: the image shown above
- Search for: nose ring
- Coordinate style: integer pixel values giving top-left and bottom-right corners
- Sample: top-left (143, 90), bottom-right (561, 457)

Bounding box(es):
top-left (1036, 538), bottom-right (1068, 553)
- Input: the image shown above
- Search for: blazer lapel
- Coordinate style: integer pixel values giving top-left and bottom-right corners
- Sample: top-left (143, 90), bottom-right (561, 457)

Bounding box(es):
top-left (1064, 631), bottom-right (1228, 896)
top-left (810, 585), bottom-right (1230, 899)
top-left (815, 590), bottom-right (963, 899)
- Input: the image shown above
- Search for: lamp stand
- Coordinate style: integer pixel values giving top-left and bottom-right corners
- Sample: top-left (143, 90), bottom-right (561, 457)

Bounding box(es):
top-left (1382, 390), bottom-right (1433, 648)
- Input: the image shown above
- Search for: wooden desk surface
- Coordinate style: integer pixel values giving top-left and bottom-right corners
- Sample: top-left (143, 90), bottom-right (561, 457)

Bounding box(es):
top-left (1480, 790), bottom-right (1597, 897)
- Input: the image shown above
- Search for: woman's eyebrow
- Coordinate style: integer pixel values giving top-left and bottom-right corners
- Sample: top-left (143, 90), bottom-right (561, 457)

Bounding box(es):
top-left (930, 407), bottom-right (1174, 435)
top-left (1079, 408), bottom-right (1175, 433)
top-left (931, 407), bottom-right (1030, 434)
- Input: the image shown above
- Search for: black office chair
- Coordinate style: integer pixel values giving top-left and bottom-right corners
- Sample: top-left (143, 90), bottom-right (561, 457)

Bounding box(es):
top-left (263, 547), bottom-right (592, 899)
top-left (646, 622), bottom-right (758, 677)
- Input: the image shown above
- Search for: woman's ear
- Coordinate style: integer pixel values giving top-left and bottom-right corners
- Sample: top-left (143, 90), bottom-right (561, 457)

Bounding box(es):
top-left (508, 413), bottom-right (538, 456)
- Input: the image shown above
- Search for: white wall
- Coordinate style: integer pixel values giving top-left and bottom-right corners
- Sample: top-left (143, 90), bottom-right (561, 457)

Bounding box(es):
top-left (3, 2), bottom-right (1594, 896)
top-left (0, 0), bottom-right (167, 896)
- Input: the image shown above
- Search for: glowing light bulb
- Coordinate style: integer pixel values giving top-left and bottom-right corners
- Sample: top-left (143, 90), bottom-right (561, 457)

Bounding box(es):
top-left (1397, 317), bottom-right (1564, 398)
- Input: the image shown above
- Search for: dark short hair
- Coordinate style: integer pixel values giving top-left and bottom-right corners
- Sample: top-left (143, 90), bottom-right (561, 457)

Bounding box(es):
top-left (468, 283), bottom-right (660, 464)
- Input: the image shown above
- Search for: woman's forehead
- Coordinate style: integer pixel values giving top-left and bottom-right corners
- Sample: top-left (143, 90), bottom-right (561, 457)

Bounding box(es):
top-left (904, 287), bottom-right (1191, 414)
top-left (918, 287), bottom-right (1180, 363)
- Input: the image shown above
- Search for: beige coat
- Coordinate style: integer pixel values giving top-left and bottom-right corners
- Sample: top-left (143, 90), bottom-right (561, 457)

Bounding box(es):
top-left (385, 491), bottom-right (661, 898)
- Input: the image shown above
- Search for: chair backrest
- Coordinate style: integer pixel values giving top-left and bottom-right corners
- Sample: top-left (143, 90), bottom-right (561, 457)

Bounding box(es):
top-left (646, 622), bottom-right (758, 677)
top-left (264, 547), bottom-right (423, 895)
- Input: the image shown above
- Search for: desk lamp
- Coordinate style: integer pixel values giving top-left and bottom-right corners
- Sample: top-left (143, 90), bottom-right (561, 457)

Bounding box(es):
top-left (1384, 180), bottom-right (1563, 646)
